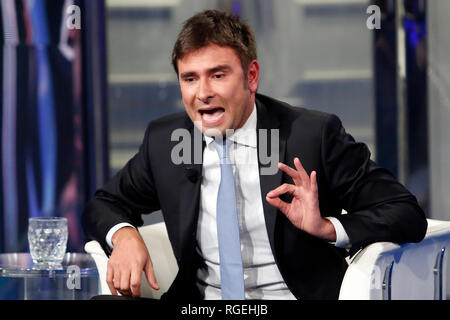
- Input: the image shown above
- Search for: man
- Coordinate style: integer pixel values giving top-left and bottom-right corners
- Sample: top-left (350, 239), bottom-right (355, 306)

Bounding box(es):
top-left (82, 10), bottom-right (427, 300)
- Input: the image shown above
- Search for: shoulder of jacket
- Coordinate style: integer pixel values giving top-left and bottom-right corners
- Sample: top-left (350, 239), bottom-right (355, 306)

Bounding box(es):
top-left (256, 93), bottom-right (335, 125)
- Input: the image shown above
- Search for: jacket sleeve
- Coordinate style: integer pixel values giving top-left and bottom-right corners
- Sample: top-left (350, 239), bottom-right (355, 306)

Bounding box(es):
top-left (320, 114), bottom-right (427, 255)
top-left (82, 122), bottom-right (161, 256)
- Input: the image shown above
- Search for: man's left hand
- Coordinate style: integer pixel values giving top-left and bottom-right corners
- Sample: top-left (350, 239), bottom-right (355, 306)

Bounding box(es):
top-left (265, 157), bottom-right (336, 242)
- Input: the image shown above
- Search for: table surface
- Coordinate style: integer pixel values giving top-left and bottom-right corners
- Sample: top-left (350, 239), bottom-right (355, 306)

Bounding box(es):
top-left (0, 253), bottom-right (98, 277)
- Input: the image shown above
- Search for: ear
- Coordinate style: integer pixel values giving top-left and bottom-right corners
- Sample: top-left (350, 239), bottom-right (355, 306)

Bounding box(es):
top-left (247, 60), bottom-right (260, 94)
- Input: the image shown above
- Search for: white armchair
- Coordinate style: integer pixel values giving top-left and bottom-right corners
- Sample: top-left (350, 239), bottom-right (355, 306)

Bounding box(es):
top-left (85, 219), bottom-right (450, 300)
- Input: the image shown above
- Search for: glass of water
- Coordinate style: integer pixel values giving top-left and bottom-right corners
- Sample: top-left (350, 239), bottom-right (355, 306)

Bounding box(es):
top-left (28, 217), bottom-right (68, 266)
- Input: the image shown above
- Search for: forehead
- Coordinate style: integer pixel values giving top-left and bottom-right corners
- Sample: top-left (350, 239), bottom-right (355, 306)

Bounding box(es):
top-left (177, 44), bottom-right (241, 72)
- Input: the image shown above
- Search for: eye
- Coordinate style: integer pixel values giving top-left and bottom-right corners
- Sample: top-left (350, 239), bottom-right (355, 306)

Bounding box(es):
top-left (214, 73), bottom-right (225, 79)
top-left (184, 77), bottom-right (195, 83)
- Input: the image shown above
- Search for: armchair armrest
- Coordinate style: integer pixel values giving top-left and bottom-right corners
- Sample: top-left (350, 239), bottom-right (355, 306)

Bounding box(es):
top-left (84, 222), bottom-right (179, 299)
top-left (339, 219), bottom-right (450, 300)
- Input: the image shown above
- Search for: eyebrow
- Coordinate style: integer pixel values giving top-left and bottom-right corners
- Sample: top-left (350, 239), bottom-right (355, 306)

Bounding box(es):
top-left (180, 71), bottom-right (196, 79)
top-left (180, 65), bottom-right (231, 79)
top-left (209, 65), bottom-right (231, 74)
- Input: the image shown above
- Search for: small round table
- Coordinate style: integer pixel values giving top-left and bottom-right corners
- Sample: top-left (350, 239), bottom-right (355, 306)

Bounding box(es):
top-left (0, 253), bottom-right (99, 300)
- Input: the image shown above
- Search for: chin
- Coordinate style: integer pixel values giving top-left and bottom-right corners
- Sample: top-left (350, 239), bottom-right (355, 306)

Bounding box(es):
top-left (196, 119), bottom-right (230, 137)
top-left (203, 127), bottom-right (226, 137)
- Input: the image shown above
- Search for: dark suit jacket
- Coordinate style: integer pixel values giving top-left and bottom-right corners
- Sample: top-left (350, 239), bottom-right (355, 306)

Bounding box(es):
top-left (82, 93), bottom-right (427, 300)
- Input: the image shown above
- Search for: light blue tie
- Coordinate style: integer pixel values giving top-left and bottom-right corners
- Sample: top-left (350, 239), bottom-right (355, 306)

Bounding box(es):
top-left (213, 139), bottom-right (245, 300)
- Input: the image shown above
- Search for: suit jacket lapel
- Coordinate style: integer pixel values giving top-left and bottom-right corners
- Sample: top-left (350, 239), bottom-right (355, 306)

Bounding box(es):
top-left (178, 118), bottom-right (205, 260)
top-left (256, 96), bottom-right (286, 255)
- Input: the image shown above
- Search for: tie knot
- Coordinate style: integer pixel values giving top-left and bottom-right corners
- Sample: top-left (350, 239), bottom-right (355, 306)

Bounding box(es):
top-left (213, 139), bottom-right (232, 161)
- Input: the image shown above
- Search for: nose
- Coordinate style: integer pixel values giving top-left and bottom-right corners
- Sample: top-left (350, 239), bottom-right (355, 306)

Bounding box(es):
top-left (197, 78), bottom-right (215, 103)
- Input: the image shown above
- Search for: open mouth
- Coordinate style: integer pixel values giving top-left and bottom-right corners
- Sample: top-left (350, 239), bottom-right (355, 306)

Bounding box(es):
top-left (199, 107), bottom-right (225, 123)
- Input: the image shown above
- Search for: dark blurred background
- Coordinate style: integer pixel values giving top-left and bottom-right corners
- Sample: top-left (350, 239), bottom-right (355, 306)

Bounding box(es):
top-left (0, 0), bottom-right (448, 255)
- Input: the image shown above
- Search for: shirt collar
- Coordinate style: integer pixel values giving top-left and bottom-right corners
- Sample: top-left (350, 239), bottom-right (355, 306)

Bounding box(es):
top-left (204, 103), bottom-right (257, 148)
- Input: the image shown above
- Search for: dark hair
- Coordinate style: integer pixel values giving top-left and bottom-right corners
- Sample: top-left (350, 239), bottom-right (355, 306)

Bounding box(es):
top-left (171, 9), bottom-right (257, 76)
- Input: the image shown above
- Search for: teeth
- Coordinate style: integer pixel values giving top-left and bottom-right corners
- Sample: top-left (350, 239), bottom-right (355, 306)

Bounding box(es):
top-left (202, 111), bottom-right (224, 122)
top-left (212, 111), bottom-right (224, 120)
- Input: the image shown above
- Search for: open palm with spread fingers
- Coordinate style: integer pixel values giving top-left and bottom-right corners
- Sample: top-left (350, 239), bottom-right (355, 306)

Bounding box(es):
top-left (265, 157), bottom-right (336, 241)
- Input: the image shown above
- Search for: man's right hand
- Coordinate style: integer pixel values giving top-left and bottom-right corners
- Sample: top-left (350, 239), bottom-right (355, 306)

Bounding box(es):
top-left (106, 227), bottom-right (159, 297)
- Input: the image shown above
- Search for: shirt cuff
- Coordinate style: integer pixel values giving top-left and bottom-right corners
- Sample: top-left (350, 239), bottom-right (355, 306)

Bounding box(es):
top-left (324, 217), bottom-right (351, 248)
top-left (106, 223), bottom-right (136, 249)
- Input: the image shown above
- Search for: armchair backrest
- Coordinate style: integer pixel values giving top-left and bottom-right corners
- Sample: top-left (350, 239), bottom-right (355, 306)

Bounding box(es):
top-left (138, 222), bottom-right (178, 298)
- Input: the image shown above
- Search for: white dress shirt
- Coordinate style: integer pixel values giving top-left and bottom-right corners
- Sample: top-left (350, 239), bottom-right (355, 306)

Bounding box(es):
top-left (106, 103), bottom-right (350, 299)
